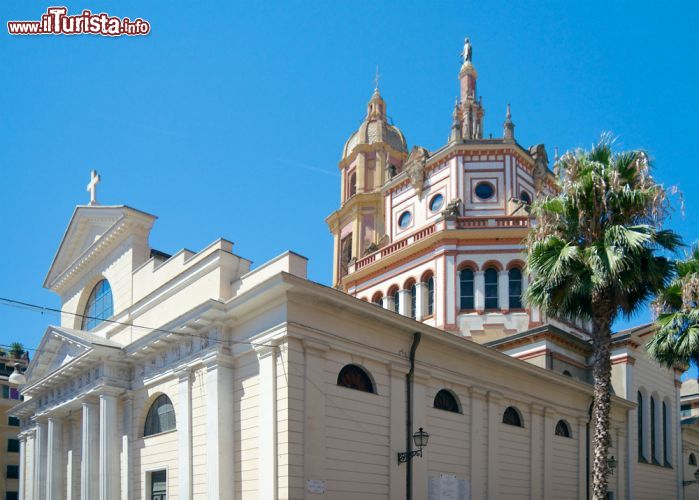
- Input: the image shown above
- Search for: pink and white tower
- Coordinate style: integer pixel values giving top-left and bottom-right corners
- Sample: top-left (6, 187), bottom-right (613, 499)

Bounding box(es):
top-left (327, 39), bottom-right (560, 344)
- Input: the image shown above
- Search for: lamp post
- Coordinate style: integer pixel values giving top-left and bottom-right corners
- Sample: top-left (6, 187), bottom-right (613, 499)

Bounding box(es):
top-left (398, 428), bottom-right (429, 464)
top-left (8, 363), bottom-right (26, 386)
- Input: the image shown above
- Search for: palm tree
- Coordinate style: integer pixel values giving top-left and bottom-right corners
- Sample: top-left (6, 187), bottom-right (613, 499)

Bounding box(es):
top-left (9, 342), bottom-right (24, 359)
top-left (647, 245), bottom-right (699, 368)
top-left (525, 135), bottom-right (681, 499)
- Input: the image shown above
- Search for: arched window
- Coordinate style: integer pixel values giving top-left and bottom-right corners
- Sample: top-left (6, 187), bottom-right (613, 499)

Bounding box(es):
top-left (555, 420), bottom-right (572, 438)
top-left (459, 268), bottom-right (474, 310)
top-left (502, 406), bottom-right (523, 427)
top-left (144, 394), bottom-right (176, 437)
top-left (82, 279), bottom-right (113, 331)
top-left (690, 453), bottom-right (697, 466)
top-left (484, 268), bottom-right (499, 310)
top-left (409, 282), bottom-right (417, 319)
top-left (427, 276), bottom-right (435, 316)
top-left (562, 370), bottom-right (573, 377)
top-left (348, 171), bottom-right (357, 198)
top-left (651, 396), bottom-right (657, 462)
top-left (434, 389), bottom-right (460, 413)
top-left (508, 268), bottom-right (522, 309)
top-left (638, 391), bottom-right (645, 461)
top-left (392, 288), bottom-right (400, 313)
top-left (337, 364), bottom-right (374, 393)
top-left (371, 292), bottom-right (383, 306)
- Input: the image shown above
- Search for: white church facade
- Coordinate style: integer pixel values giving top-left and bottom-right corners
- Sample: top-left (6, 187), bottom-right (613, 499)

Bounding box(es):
top-left (9, 40), bottom-right (699, 500)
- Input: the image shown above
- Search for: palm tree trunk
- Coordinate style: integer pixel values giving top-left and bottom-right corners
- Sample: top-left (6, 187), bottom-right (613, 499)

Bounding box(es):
top-left (590, 313), bottom-right (613, 500)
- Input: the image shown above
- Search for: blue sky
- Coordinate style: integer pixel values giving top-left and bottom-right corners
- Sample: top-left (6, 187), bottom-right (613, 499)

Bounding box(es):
top-left (1, 1), bottom-right (698, 374)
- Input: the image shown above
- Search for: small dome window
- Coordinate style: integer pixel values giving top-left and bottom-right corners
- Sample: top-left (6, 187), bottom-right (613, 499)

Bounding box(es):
top-left (502, 406), bottom-right (523, 427)
top-left (555, 419), bottom-right (572, 438)
top-left (398, 211), bottom-right (412, 229)
top-left (337, 364), bottom-right (375, 393)
top-left (519, 190), bottom-right (531, 204)
top-left (475, 182), bottom-right (495, 200)
top-left (429, 194), bottom-right (444, 212)
top-left (434, 389), bottom-right (460, 413)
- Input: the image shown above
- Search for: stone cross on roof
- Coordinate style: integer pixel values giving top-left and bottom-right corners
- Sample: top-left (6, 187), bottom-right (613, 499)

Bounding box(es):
top-left (86, 169), bottom-right (100, 206)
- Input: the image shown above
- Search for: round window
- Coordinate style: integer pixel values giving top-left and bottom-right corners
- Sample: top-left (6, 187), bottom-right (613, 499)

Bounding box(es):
top-left (519, 191), bottom-right (531, 204)
top-left (398, 211), bottom-right (412, 228)
top-left (475, 182), bottom-right (495, 200)
top-left (429, 194), bottom-right (444, 212)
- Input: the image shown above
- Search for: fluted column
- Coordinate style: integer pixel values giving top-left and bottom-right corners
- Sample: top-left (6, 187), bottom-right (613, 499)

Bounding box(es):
top-left (18, 434), bottom-right (26, 500)
top-left (99, 393), bottom-right (119, 500)
top-left (34, 420), bottom-right (48, 500)
top-left (120, 395), bottom-right (133, 500)
top-left (81, 401), bottom-right (99, 500)
top-left (46, 416), bottom-right (64, 500)
top-left (474, 271), bottom-right (485, 311)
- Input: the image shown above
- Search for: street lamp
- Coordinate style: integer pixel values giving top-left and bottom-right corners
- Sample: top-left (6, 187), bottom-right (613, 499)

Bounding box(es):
top-left (8, 363), bottom-right (26, 386)
top-left (398, 428), bottom-right (429, 464)
top-left (683, 469), bottom-right (699, 486)
top-left (607, 455), bottom-right (617, 473)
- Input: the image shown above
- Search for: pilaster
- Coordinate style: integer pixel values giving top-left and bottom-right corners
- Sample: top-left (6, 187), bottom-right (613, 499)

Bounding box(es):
top-left (486, 391), bottom-right (501, 498)
top-left (120, 394), bottom-right (133, 500)
top-left (469, 388), bottom-right (486, 499)
top-left (303, 341), bottom-right (329, 497)
top-left (398, 290), bottom-right (410, 317)
top-left (529, 404), bottom-right (544, 499)
top-left (18, 434), bottom-right (26, 500)
top-left (177, 370), bottom-right (193, 500)
top-left (543, 407), bottom-right (554, 500)
top-left (205, 354), bottom-right (235, 499)
top-left (578, 417), bottom-right (587, 500)
top-left (255, 344), bottom-right (278, 499)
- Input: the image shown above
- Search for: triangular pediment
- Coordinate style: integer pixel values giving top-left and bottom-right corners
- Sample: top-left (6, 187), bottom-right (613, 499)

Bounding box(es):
top-left (43, 205), bottom-right (156, 291)
top-left (25, 325), bottom-right (123, 385)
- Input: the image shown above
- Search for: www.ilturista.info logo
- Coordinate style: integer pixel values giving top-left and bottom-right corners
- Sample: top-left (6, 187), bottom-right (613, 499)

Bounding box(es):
top-left (7, 7), bottom-right (150, 36)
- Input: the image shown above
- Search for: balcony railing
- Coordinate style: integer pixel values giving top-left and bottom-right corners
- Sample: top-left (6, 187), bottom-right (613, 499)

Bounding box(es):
top-left (353, 216), bottom-right (530, 272)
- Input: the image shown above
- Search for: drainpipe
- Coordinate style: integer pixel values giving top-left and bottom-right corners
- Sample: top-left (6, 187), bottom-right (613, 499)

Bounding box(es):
top-left (406, 332), bottom-right (421, 500)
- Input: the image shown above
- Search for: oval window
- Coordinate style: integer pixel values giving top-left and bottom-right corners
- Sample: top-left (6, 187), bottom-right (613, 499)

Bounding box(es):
top-left (520, 190), bottom-right (531, 204)
top-left (398, 211), bottom-right (412, 228)
top-left (475, 182), bottom-right (495, 200)
top-left (429, 194), bottom-right (444, 212)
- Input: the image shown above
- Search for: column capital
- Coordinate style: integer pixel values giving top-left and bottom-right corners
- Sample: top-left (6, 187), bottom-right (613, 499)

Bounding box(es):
top-left (175, 367), bottom-right (193, 382)
top-left (487, 390), bottom-right (503, 403)
top-left (253, 341), bottom-right (279, 359)
top-left (530, 403), bottom-right (546, 416)
top-left (470, 386), bottom-right (488, 400)
top-left (95, 385), bottom-right (124, 398)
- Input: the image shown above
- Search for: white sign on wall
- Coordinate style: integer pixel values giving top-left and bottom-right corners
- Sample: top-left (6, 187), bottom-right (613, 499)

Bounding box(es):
top-left (428, 474), bottom-right (470, 500)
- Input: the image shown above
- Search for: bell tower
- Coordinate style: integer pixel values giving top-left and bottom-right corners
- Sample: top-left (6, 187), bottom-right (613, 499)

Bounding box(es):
top-left (326, 80), bottom-right (408, 288)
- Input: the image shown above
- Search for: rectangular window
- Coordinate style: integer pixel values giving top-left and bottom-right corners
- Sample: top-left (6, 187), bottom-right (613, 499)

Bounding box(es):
top-left (663, 402), bottom-right (670, 466)
top-left (7, 439), bottom-right (19, 453)
top-left (8, 417), bottom-right (19, 427)
top-left (6, 465), bottom-right (19, 479)
top-left (2, 385), bottom-right (8, 399)
top-left (637, 392), bottom-right (645, 461)
top-left (6, 492), bottom-right (18, 500)
top-left (650, 397), bottom-right (657, 463)
top-left (150, 470), bottom-right (167, 500)
top-left (9, 388), bottom-right (20, 400)
top-left (459, 270), bottom-right (474, 310)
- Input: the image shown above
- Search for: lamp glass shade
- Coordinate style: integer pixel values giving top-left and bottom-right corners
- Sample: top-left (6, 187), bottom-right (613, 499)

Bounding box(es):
top-left (8, 364), bottom-right (26, 386)
top-left (607, 456), bottom-right (617, 470)
top-left (413, 428), bottom-right (429, 448)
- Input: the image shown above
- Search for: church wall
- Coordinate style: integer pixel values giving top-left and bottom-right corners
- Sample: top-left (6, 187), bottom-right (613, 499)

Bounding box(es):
top-left (131, 378), bottom-right (180, 500)
top-left (323, 351), bottom-right (391, 499)
top-left (551, 422), bottom-right (579, 499)
top-left (496, 404), bottom-right (531, 498)
top-left (631, 344), bottom-right (680, 499)
top-left (425, 384), bottom-right (471, 485)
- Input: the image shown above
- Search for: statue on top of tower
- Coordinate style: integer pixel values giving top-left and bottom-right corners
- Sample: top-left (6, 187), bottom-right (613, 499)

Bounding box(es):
top-left (462, 37), bottom-right (472, 63)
